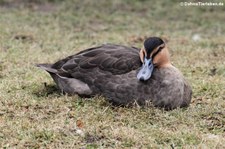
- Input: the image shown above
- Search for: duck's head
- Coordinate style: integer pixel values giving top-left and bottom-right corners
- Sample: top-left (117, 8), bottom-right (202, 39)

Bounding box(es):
top-left (137, 37), bottom-right (170, 81)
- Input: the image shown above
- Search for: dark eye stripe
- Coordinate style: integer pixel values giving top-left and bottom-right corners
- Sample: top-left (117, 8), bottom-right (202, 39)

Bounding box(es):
top-left (152, 47), bottom-right (163, 59)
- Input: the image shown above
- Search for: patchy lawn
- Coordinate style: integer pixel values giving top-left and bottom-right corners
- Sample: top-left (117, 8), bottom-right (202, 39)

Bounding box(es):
top-left (0, 0), bottom-right (224, 148)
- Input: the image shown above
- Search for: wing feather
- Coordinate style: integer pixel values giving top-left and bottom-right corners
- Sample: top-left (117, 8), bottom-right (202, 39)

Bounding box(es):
top-left (52, 44), bottom-right (141, 76)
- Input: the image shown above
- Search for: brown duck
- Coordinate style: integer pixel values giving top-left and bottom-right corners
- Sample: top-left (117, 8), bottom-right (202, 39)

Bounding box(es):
top-left (37, 37), bottom-right (192, 110)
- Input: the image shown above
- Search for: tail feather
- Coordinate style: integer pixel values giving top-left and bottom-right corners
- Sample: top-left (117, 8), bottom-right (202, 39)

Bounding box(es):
top-left (36, 64), bottom-right (58, 73)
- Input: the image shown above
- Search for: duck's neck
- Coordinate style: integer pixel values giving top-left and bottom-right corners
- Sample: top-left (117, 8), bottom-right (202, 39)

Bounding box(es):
top-left (157, 62), bottom-right (172, 68)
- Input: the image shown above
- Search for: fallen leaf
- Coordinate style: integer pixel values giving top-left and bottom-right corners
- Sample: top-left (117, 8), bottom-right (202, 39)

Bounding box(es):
top-left (76, 119), bottom-right (84, 128)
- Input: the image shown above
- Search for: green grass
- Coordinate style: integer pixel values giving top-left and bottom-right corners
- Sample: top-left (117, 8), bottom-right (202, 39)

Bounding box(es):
top-left (0, 0), bottom-right (225, 148)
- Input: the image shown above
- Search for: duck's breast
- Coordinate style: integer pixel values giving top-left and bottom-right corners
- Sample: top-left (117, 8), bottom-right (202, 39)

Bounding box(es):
top-left (144, 67), bottom-right (192, 109)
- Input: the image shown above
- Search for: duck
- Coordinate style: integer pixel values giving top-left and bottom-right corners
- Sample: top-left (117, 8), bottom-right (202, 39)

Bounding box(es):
top-left (37, 37), bottom-right (192, 110)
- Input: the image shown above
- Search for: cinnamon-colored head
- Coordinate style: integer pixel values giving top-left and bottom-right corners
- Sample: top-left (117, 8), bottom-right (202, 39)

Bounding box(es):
top-left (137, 37), bottom-right (171, 81)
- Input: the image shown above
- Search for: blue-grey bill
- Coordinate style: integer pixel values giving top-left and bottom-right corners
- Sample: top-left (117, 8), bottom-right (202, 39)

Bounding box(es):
top-left (137, 58), bottom-right (154, 81)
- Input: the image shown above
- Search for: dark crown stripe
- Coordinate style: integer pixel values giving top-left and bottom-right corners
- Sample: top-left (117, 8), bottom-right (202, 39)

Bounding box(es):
top-left (144, 37), bottom-right (164, 55)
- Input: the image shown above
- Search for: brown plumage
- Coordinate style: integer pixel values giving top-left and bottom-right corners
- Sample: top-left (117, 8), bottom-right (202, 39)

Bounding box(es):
top-left (37, 37), bottom-right (192, 110)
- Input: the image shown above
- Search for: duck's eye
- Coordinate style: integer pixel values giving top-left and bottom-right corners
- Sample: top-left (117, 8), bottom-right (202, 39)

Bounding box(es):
top-left (152, 47), bottom-right (163, 59)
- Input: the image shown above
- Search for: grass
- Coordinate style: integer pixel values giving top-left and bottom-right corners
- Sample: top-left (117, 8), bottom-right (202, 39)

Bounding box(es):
top-left (0, 0), bottom-right (225, 148)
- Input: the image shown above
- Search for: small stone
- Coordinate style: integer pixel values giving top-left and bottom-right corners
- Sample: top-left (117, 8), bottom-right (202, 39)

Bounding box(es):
top-left (192, 34), bottom-right (201, 42)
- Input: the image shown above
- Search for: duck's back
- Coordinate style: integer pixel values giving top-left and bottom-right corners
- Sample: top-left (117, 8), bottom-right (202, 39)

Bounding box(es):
top-left (48, 44), bottom-right (141, 94)
top-left (52, 44), bottom-right (141, 74)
